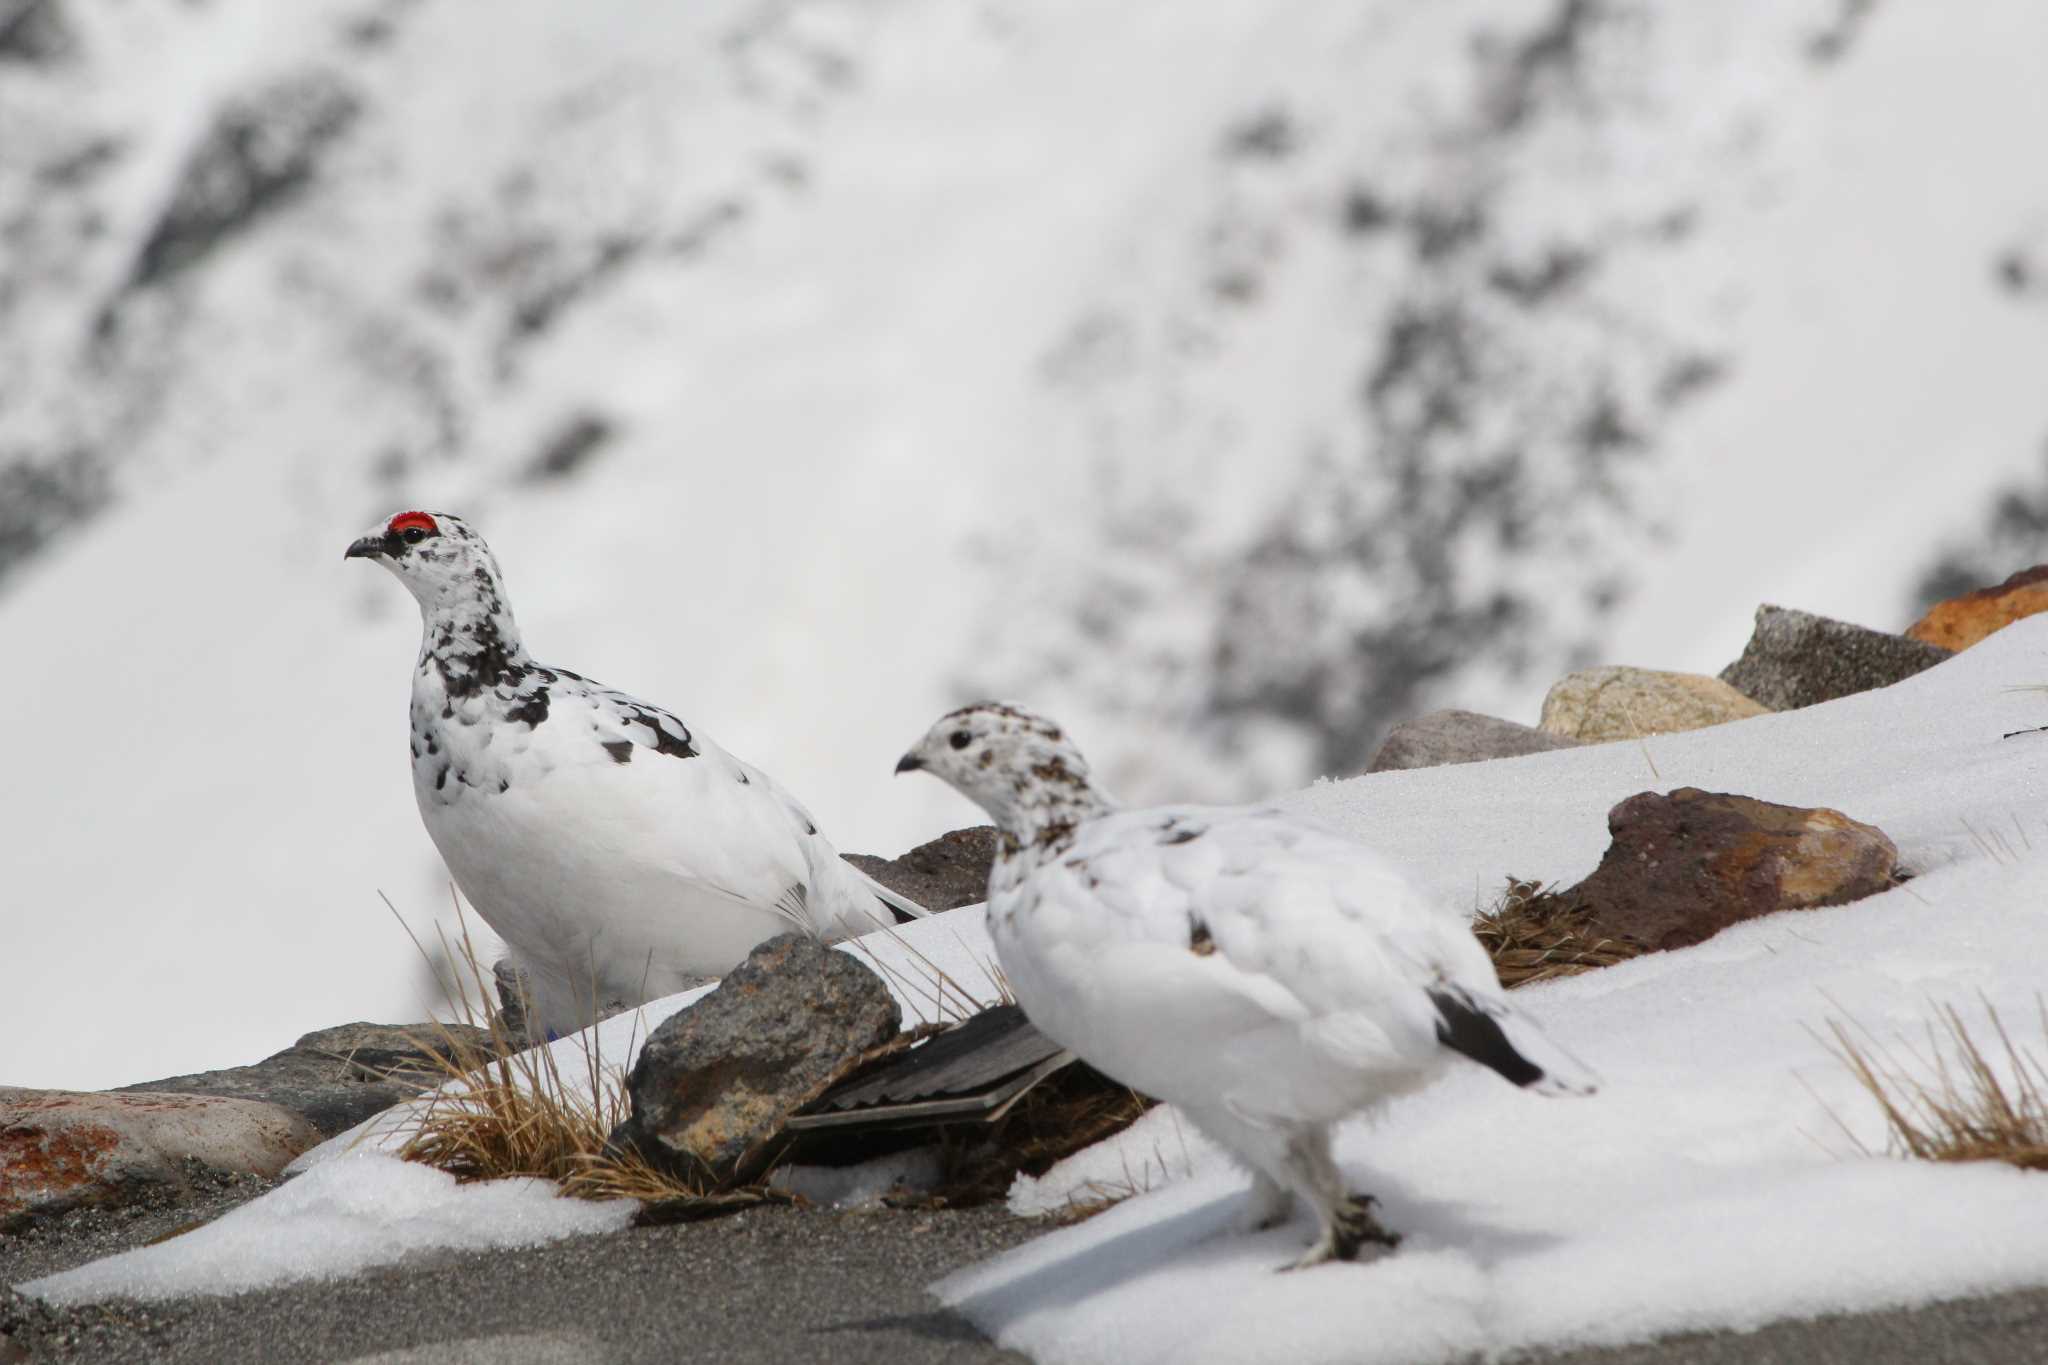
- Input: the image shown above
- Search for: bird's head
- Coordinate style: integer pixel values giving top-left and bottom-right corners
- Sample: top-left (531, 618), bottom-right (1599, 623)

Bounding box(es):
top-left (344, 511), bottom-right (503, 610)
top-left (895, 702), bottom-right (1107, 836)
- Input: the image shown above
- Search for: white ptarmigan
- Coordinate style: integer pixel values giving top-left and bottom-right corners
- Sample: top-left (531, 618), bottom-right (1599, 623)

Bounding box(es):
top-left (895, 702), bottom-right (1596, 1269)
top-left (346, 510), bottom-right (925, 1038)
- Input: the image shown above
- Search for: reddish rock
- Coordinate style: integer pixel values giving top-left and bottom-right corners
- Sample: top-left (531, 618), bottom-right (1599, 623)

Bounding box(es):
top-left (1568, 788), bottom-right (1899, 953)
top-left (0, 1088), bottom-right (318, 1232)
top-left (1907, 565), bottom-right (2048, 651)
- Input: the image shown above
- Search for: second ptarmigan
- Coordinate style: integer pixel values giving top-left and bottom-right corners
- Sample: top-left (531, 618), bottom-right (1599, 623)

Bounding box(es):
top-left (896, 702), bottom-right (1596, 1268)
top-left (348, 510), bottom-right (923, 1039)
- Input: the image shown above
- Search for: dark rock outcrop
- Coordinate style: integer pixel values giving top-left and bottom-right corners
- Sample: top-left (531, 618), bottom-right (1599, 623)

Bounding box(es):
top-left (118, 1022), bottom-right (498, 1138)
top-left (1367, 709), bottom-right (1583, 772)
top-left (844, 827), bottom-right (999, 913)
top-left (611, 934), bottom-right (900, 1187)
top-left (0, 0), bottom-right (73, 65)
top-left (124, 69), bottom-right (360, 293)
top-left (1719, 605), bottom-right (1951, 711)
top-left (1567, 787), bottom-right (1899, 952)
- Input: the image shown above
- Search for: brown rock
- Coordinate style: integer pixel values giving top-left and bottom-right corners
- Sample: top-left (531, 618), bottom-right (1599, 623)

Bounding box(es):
top-left (1539, 667), bottom-right (1768, 743)
top-left (610, 934), bottom-right (901, 1187)
top-left (1907, 565), bottom-right (2048, 651)
top-left (843, 826), bottom-right (998, 912)
top-left (1568, 787), bottom-right (1899, 952)
top-left (0, 1088), bottom-right (319, 1232)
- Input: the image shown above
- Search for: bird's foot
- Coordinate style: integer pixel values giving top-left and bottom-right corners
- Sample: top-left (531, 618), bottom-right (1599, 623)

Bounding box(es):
top-left (1333, 1193), bottom-right (1402, 1258)
top-left (1283, 1194), bottom-right (1400, 1270)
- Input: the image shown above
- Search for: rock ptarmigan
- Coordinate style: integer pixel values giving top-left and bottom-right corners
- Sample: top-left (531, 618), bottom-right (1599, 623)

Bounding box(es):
top-left (895, 702), bottom-right (1596, 1269)
top-left (346, 510), bottom-right (925, 1038)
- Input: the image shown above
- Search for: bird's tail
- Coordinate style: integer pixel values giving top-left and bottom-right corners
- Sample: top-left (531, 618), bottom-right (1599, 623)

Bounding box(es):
top-left (1427, 987), bottom-right (1598, 1097)
top-left (853, 868), bottom-right (934, 921)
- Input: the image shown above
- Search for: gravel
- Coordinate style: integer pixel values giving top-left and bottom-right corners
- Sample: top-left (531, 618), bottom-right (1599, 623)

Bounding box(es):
top-left (9, 1173), bottom-right (2048, 1363)
top-left (2, 1186), bottom-right (1033, 1364)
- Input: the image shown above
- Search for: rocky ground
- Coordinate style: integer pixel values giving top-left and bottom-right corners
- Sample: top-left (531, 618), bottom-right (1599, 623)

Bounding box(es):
top-left (1, 1193), bottom-right (1035, 1364)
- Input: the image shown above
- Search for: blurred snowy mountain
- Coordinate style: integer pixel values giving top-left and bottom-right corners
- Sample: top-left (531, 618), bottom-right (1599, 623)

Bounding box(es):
top-left (4, 0), bottom-right (2047, 1087)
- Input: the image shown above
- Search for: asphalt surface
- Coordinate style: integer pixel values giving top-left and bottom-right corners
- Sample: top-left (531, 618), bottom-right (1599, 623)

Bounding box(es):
top-left (9, 1182), bottom-right (2048, 1364)
top-left (2, 1194), bottom-right (1034, 1364)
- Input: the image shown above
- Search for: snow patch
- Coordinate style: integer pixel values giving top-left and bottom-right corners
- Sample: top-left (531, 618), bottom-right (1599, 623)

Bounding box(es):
top-left (18, 1152), bottom-right (636, 1306)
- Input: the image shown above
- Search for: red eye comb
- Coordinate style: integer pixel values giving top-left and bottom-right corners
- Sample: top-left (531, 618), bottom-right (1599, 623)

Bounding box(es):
top-left (388, 511), bottom-right (438, 535)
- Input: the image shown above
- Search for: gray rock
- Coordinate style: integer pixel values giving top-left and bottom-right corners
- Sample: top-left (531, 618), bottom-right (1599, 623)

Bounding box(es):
top-left (611, 934), bottom-right (901, 1187)
top-left (1719, 604), bottom-right (1953, 711)
top-left (844, 826), bottom-right (999, 912)
top-left (1366, 709), bottom-right (1584, 772)
top-left (0, 1089), bottom-right (317, 1232)
top-left (118, 1022), bottom-right (499, 1138)
top-left (493, 959), bottom-right (532, 1042)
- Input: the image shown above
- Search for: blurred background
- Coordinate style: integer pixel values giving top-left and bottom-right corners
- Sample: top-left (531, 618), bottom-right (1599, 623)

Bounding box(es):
top-left (4, 0), bottom-right (2047, 1089)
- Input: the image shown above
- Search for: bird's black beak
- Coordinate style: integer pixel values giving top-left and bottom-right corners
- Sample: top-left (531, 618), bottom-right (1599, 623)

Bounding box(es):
top-left (894, 752), bottom-right (923, 775)
top-left (344, 535), bottom-right (387, 561)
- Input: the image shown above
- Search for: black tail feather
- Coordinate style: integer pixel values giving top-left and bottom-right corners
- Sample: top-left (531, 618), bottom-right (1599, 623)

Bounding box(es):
top-left (1428, 989), bottom-right (1545, 1088)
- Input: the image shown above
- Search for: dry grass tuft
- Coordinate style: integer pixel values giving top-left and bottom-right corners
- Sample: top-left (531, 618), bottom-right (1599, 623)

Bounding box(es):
top-left (383, 895), bottom-right (1155, 1220)
top-left (378, 894), bottom-right (738, 1213)
top-left (1475, 877), bottom-right (1645, 989)
top-left (1818, 996), bottom-right (2048, 1170)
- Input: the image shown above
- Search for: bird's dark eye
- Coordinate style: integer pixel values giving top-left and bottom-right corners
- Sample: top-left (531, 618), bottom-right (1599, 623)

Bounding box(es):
top-left (949, 730), bottom-right (971, 750)
top-left (402, 527), bottom-right (426, 544)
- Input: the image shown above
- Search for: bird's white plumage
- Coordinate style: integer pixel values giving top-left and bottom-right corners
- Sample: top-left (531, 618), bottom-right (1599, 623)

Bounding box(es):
top-left (897, 702), bottom-right (1595, 1267)
top-left (348, 511), bottom-right (920, 1038)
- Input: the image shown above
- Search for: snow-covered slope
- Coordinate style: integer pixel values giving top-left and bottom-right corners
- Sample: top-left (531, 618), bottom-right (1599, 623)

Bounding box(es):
top-left (938, 615), bottom-right (2048, 1365)
top-left (3, 0), bottom-right (2047, 1088)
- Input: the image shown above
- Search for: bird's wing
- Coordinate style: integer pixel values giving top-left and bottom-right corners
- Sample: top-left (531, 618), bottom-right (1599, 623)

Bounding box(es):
top-left (540, 669), bottom-right (914, 934)
top-left (526, 672), bottom-right (828, 909)
top-left (1088, 804), bottom-right (1598, 1095)
top-left (1053, 805), bottom-right (1514, 1065)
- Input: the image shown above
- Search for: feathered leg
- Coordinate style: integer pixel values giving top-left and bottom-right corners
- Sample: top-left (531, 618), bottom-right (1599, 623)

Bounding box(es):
top-left (1281, 1125), bottom-right (1399, 1270)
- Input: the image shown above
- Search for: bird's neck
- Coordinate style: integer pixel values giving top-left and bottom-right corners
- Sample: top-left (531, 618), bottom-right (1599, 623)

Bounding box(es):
top-left (993, 763), bottom-right (1116, 858)
top-left (415, 584), bottom-right (532, 697)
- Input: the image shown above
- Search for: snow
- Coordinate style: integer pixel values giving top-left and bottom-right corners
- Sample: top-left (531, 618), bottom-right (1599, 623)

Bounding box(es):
top-left (1005, 1105), bottom-right (1215, 1221)
top-left (17, 1151), bottom-right (637, 1307)
top-left (935, 617), bottom-right (2048, 1362)
top-left (769, 1148), bottom-right (947, 1209)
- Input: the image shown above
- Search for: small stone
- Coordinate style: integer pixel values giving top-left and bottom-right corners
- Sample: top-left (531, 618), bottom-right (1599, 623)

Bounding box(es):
top-left (1367, 709), bottom-right (1584, 773)
top-left (843, 827), bottom-right (999, 912)
top-left (1567, 787), bottom-right (1899, 952)
top-left (118, 1022), bottom-right (502, 1138)
top-left (1539, 666), bottom-right (1767, 743)
top-left (0, 1089), bottom-right (319, 1232)
top-left (1720, 604), bottom-right (1952, 711)
top-left (610, 934), bottom-right (900, 1187)
top-left (1906, 566), bottom-right (2048, 652)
